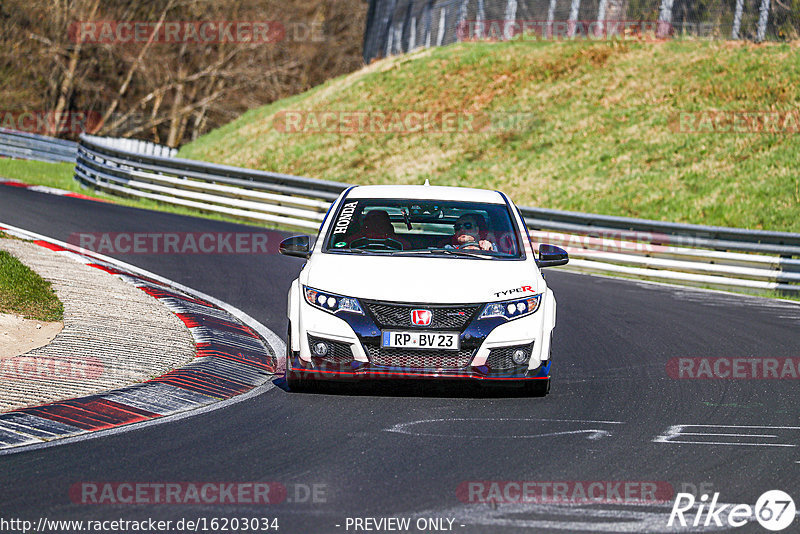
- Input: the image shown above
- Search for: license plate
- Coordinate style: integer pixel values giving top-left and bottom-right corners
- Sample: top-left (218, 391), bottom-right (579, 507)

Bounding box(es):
top-left (381, 331), bottom-right (460, 350)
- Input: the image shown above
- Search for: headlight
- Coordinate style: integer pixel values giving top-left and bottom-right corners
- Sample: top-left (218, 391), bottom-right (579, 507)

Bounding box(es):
top-left (304, 286), bottom-right (364, 315)
top-left (479, 294), bottom-right (541, 320)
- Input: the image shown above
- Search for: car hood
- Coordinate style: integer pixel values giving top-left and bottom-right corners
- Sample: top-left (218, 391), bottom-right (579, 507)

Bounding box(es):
top-left (303, 253), bottom-right (543, 303)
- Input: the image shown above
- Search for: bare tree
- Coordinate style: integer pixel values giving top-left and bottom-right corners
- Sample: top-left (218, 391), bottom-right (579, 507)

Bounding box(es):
top-left (0, 0), bottom-right (368, 146)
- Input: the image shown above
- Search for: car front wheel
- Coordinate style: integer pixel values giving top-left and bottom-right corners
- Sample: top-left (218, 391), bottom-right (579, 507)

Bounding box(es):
top-left (285, 325), bottom-right (305, 391)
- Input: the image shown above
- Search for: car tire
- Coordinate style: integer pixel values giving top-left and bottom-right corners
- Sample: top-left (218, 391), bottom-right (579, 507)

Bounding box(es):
top-left (285, 325), bottom-right (305, 392)
top-left (533, 339), bottom-right (553, 396)
top-left (527, 377), bottom-right (550, 397)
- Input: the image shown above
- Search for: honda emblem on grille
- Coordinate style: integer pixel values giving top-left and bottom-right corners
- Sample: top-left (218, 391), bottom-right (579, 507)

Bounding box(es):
top-left (411, 309), bottom-right (433, 326)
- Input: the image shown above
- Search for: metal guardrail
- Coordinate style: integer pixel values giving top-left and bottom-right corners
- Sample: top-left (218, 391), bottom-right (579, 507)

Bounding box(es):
top-left (75, 134), bottom-right (347, 230)
top-left (0, 128), bottom-right (77, 163)
top-left (72, 133), bottom-right (800, 295)
top-left (521, 206), bottom-right (800, 256)
top-left (81, 136), bottom-right (178, 158)
top-left (527, 229), bottom-right (800, 294)
top-left (2, 129), bottom-right (798, 295)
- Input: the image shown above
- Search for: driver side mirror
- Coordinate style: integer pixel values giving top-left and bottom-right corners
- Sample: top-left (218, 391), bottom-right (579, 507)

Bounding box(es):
top-left (279, 235), bottom-right (311, 259)
top-left (537, 244), bottom-right (568, 268)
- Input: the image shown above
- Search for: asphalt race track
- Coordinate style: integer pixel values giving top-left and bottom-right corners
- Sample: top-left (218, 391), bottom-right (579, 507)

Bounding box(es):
top-left (1, 186), bottom-right (800, 533)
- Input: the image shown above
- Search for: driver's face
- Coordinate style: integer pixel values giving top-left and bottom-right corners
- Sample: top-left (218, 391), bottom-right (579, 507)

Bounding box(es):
top-left (454, 216), bottom-right (480, 241)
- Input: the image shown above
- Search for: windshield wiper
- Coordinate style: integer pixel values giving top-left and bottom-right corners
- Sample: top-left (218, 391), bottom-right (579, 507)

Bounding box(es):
top-left (329, 247), bottom-right (366, 253)
top-left (392, 248), bottom-right (494, 259)
top-left (389, 249), bottom-right (434, 254)
top-left (436, 248), bottom-right (495, 259)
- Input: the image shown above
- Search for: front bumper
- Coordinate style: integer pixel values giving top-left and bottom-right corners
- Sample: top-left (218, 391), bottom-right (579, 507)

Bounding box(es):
top-left (292, 296), bottom-right (552, 382)
top-left (288, 352), bottom-right (551, 382)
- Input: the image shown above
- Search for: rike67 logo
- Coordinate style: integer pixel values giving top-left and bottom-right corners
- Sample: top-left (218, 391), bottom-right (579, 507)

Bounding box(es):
top-left (668, 490), bottom-right (795, 531)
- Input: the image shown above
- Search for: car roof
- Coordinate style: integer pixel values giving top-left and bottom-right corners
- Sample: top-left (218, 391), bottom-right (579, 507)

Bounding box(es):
top-left (345, 185), bottom-right (506, 204)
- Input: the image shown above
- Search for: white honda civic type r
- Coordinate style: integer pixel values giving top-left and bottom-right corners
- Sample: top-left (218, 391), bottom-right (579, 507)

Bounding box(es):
top-left (279, 184), bottom-right (568, 395)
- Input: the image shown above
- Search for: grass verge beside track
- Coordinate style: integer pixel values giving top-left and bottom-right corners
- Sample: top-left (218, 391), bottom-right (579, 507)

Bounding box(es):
top-left (0, 242), bottom-right (63, 321)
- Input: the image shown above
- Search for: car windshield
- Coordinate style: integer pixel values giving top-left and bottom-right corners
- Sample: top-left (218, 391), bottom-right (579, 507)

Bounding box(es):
top-left (323, 198), bottom-right (522, 258)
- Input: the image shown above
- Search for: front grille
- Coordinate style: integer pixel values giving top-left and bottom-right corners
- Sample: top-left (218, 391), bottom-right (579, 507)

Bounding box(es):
top-left (308, 335), bottom-right (354, 364)
top-left (365, 345), bottom-right (475, 369)
top-left (485, 343), bottom-right (534, 370)
top-left (364, 302), bottom-right (480, 330)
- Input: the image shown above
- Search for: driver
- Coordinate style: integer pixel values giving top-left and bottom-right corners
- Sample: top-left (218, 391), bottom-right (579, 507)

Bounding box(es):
top-left (447, 213), bottom-right (495, 251)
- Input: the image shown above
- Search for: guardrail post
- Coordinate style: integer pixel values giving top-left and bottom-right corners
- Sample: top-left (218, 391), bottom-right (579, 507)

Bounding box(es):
top-left (423, 0), bottom-right (433, 47)
top-left (504, 0), bottom-right (518, 39)
top-left (456, 0), bottom-right (468, 41)
top-left (756, 0), bottom-right (770, 42)
top-left (596, 0), bottom-right (609, 35)
top-left (657, 0), bottom-right (674, 37)
top-left (731, 0), bottom-right (744, 39)
top-left (546, 0), bottom-right (558, 38)
top-left (437, 7), bottom-right (447, 46)
top-left (568, 0), bottom-right (581, 37)
top-left (477, 0), bottom-right (485, 30)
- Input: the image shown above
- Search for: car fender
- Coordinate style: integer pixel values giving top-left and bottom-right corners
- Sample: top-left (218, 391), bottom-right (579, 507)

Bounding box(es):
top-left (288, 278), bottom-right (301, 352)
top-left (539, 288), bottom-right (556, 361)
top-left (543, 288), bottom-right (556, 332)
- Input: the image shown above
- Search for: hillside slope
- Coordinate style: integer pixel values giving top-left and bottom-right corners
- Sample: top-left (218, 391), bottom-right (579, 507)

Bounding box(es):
top-left (179, 40), bottom-right (800, 232)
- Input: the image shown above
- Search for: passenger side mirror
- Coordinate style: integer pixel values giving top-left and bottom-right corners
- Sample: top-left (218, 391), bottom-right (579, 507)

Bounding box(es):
top-left (537, 244), bottom-right (568, 268)
top-left (279, 235), bottom-right (311, 259)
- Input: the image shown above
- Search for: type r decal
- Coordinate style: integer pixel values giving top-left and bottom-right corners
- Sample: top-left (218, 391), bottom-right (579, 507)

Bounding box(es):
top-left (493, 285), bottom-right (534, 298)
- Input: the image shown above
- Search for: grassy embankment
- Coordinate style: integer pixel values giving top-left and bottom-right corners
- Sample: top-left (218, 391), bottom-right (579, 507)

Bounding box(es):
top-left (179, 39), bottom-right (800, 233)
top-left (4, 40), bottom-right (799, 231)
top-left (0, 232), bottom-right (63, 321)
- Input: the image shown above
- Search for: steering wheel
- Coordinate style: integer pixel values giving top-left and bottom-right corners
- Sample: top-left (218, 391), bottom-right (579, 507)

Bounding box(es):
top-left (349, 237), bottom-right (404, 251)
top-left (453, 240), bottom-right (489, 251)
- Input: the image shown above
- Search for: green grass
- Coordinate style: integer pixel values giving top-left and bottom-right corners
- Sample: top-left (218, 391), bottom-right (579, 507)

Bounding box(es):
top-left (0, 249), bottom-right (63, 321)
top-left (0, 159), bottom-right (77, 190)
top-left (180, 39), bottom-right (800, 233)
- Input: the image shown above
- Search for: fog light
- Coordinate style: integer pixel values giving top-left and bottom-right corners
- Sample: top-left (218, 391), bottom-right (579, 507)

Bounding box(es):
top-left (512, 349), bottom-right (528, 365)
top-left (312, 342), bottom-right (329, 356)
